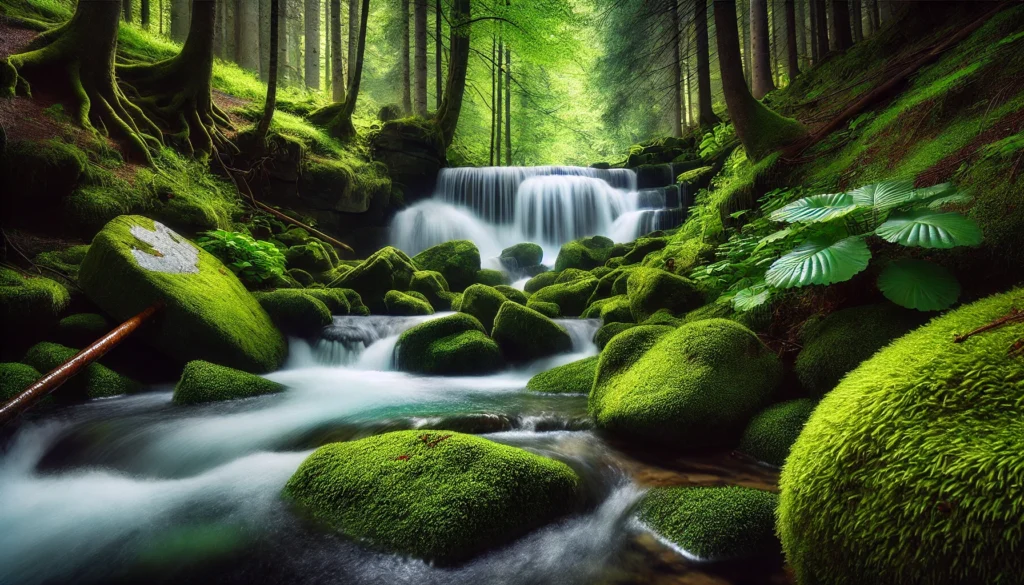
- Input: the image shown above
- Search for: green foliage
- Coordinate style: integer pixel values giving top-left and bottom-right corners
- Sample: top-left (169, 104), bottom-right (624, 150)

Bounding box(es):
top-left (23, 342), bottom-right (138, 398)
top-left (738, 399), bottom-right (817, 467)
top-left (876, 259), bottom-right (962, 312)
top-left (698, 123), bottom-right (738, 160)
top-left (491, 301), bottom-right (572, 362)
top-left (197, 230), bottom-right (286, 288)
top-left (173, 360), bottom-right (285, 405)
top-left (526, 356), bottom-right (598, 394)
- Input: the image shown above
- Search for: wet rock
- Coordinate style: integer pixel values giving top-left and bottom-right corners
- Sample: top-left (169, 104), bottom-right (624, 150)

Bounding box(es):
top-left (173, 360), bottom-right (285, 404)
top-left (411, 240), bottom-right (481, 292)
top-left (491, 301), bottom-right (572, 361)
top-left (395, 313), bottom-right (504, 375)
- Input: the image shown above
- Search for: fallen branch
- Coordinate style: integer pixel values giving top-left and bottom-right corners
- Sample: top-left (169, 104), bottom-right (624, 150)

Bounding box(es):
top-left (953, 308), bottom-right (1023, 344)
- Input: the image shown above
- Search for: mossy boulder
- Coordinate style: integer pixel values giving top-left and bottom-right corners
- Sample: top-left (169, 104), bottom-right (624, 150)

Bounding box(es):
top-left (626, 267), bottom-right (703, 322)
top-left (79, 216), bottom-right (287, 373)
top-left (637, 487), bottom-right (779, 561)
top-left (368, 118), bottom-right (447, 200)
top-left (526, 299), bottom-right (561, 318)
top-left (622, 236), bottom-right (668, 265)
top-left (384, 290), bottom-right (434, 316)
top-left (285, 242), bottom-right (335, 273)
top-left (491, 302), bottom-right (573, 362)
top-left (795, 303), bottom-right (926, 397)
top-left (642, 309), bottom-right (683, 328)
top-left (254, 289), bottom-right (332, 337)
top-left (53, 313), bottom-right (111, 348)
top-left (0, 267), bottom-right (71, 352)
top-left (554, 236), bottom-right (614, 272)
top-left (333, 246), bottom-right (418, 313)
top-left (337, 288), bottom-right (370, 316)
top-left (0, 362), bottom-right (42, 402)
top-left (554, 268), bottom-right (591, 285)
top-left (287, 268), bottom-right (315, 287)
top-left (283, 430), bottom-right (579, 564)
top-left (524, 271), bottom-right (560, 293)
top-left (459, 284), bottom-right (507, 334)
top-left (412, 240), bottom-right (480, 292)
top-left (275, 227), bottom-right (312, 247)
top-left (526, 356), bottom-right (598, 394)
top-left (475, 269), bottom-right (508, 287)
top-left (173, 360), bottom-right (285, 404)
top-left (594, 321), bottom-right (636, 350)
top-left (0, 139), bottom-right (86, 216)
top-left (494, 285), bottom-right (528, 305)
top-left (395, 313), bottom-right (504, 376)
top-left (531, 277), bottom-right (599, 317)
top-left (738, 399), bottom-right (817, 467)
top-left (300, 288), bottom-right (352, 315)
top-left (408, 270), bottom-right (451, 309)
top-left (33, 245), bottom-right (90, 281)
top-left (23, 342), bottom-right (139, 398)
top-left (499, 242), bottom-right (543, 270)
top-left (778, 290), bottom-right (1024, 585)
top-left (589, 319), bottom-right (782, 448)
top-left (582, 294), bottom-right (633, 324)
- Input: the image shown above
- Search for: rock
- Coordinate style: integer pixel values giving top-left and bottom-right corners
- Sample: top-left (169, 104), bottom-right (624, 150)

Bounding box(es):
top-left (0, 139), bottom-right (86, 217)
top-left (412, 240), bottom-right (481, 292)
top-left (0, 362), bottom-right (42, 402)
top-left (23, 342), bottom-right (139, 398)
top-left (531, 277), bottom-right (599, 317)
top-left (78, 216), bottom-right (286, 373)
top-left (285, 242), bottom-right (335, 273)
top-left (795, 304), bottom-right (926, 397)
top-left (475, 268), bottom-right (508, 287)
top-left (554, 268), bottom-right (591, 284)
top-left (589, 319), bottom-right (782, 448)
top-left (526, 356), bottom-right (598, 394)
top-left (254, 289), bottom-right (332, 337)
top-left (287, 268), bottom-right (315, 287)
top-left (738, 399), bottom-right (817, 467)
top-left (377, 103), bottom-right (403, 122)
top-left (408, 270), bottom-right (451, 310)
top-left (53, 313), bottom-right (111, 348)
top-left (491, 302), bottom-right (572, 361)
top-left (300, 288), bottom-right (352, 315)
top-left (582, 294), bottom-right (633, 324)
top-left (333, 246), bottom-right (418, 313)
top-left (173, 360), bottom-right (285, 404)
top-left (626, 267), bottom-right (703, 322)
top-left (500, 243), bottom-right (543, 270)
top-left (338, 288), bottom-right (370, 316)
top-left (554, 236), bottom-right (615, 272)
top-left (594, 321), bottom-right (636, 350)
top-left (526, 299), bottom-right (561, 318)
top-left (369, 118), bottom-right (447, 201)
top-left (384, 290), bottom-right (434, 316)
top-left (778, 290), bottom-right (1024, 585)
top-left (494, 285), bottom-right (529, 305)
top-left (634, 164), bottom-right (674, 189)
top-left (641, 309), bottom-right (683, 328)
top-left (622, 237), bottom-right (668, 265)
top-left (395, 313), bottom-right (504, 375)
top-left (638, 487), bottom-right (780, 561)
top-left (0, 267), bottom-right (70, 357)
top-left (590, 266), bottom-right (613, 280)
top-left (275, 227), bottom-right (312, 247)
top-left (524, 270), bottom-right (560, 293)
top-left (283, 430), bottom-right (580, 564)
top-left (459, 284), bottom-right (507, 333)
top-left (33, 245), bottom-right (90, 281)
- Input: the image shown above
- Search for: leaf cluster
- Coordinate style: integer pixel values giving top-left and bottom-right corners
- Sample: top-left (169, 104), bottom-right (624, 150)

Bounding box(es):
top-left (197, 229), bottom-right (286, 288)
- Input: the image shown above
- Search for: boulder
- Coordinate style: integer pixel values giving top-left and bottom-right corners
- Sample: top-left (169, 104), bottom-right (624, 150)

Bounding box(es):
top-left (0, 267), bottom-right (70, 356)
top-left (626, 267), bottom-right (703, 322)
top-left (494, 285), bottom-right (528, 305)
top-left (582, 294), bottom-right (633, 324)
top-left (589, 319), bottom-right (782, 448)
top-left (254, 290), bottom-right (332, 337)
top-left (0, 362), bottom-right (42, 402)
top-left (554, 268), bottom-right (591, 285)
top-left (333, 246), bottom-right (419, 313)
top-left (283, 430), bottom-right (579, 564)
top-left (738, 399), bottom-right (817, 467)
top-left (594, 321), bottom-right (637, 350)
top-left (531, 277), bottom-right (599, 317)
top-left (285, 241), bottom-right (335, 273)
top-left (173, 360), bottom-right (285, 404)
top-left (475, 268), bottom-right (508, 287)
top-left (338, 288), bottom-right (370, 316)
top-left (491, 302), bottom-right (572, 361)
top-left (412, 240), bottom-right (481, 292)
top-left (778, 290), bottom-right (1024, 585)
top-left (369, 118), bottom-right (447, 201)
top-left (395, 313), bottom-right (504, 375)
top-left (53, 313), bottom-right (111, 348)
top-left (554, 236), bottom-right (615, 272)
top-left (78, 217), bottom-right (286, 373)
top-left (300, 288), bottom-right (352, 315)
top-left (526, 356), bottom-right (598, 394)
top-left (23, 342), bottom-right (139, 398)
top-left (499, 242), bottom-right (543, 270)
top-left (384, 290), bottom-right (434, 316)
top-left (622, 237), bottom-right (668, 265)
top-left (524, 270), bottom-right (560, 293)
top-left (0, 139), bottom-right (86, 217)
top-left (459, 284), bottom-right (507, 333)
top-left (526, 299), bottom-right (561, 318)
top-left (408, 270), bottom-right (451, 310)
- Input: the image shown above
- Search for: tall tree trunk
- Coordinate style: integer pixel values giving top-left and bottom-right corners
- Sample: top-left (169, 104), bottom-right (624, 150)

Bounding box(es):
top-left (669, 0), bottom-right (683, 137)
top-left (348, 0), bottom-right (358, 86)
top-left (435, 0), bottom-right (470, 147)
top-left (713, 0), bottom-right (805, 160)
top-left (238, 0), bottom-right (260, 72)
top-left (866, 0), bottom-right (878, 34)
top-left (287, 0), bottom-right (302, 86)
top-left (489, 36), bottom-right (496, 165)
top-left (495, 35), bottom-right (503, 163)
top-left (814, 0), bottom-right (828, 60)
top-left (504, 45), bottom-right (511, 166)
top-left (851, 0), bottom-right (862, 42)
top-left (795, 0), bottom-right (806, 67)
top-left (739, 0), bottom-right (751, 87)
top-left (257, 0), bottom-right (279, 140)
top-left (305, 0), bottom-right (320, 89)
top-left (214, 0), bottom-right (224, 57)
top-left (123, 0), bottom-right (133, 22)
top-left (435, 0), bottom-right (443, 108)
top-left (277, 0), bottom-right (289, 84)
top-left (750, 0), bottom-right (775, 98)
top-left (694, 0), bottom-right (718, 128)
top-left (413, 0), bottom-right (428, 115)
top-left (785, 0), bottom-right (799, 82)
top-left (330, 0), bottom-right (345, 101)
top-left (808, 0), bottom-right (818, 64)
top-left (830, 0), bottom-right (852, 50)
top-left (770, 1), bottom-right (779, 86)
top-left (259, 0), bottom-right (271, 80)
top-left (171, 0), bottom-right (191, 41)
top-left (319, 0), bottom-right (368, 139)
top-left (401, 0), bottom-right (412, 113)
top-left (142, 0), bottom-right (151, 28)
top-left (878, 0), bottom-right (892, 24)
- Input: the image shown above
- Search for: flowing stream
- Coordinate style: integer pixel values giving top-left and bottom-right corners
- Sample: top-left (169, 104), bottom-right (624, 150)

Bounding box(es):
top-left (0, 313), bottom-right (784, 585)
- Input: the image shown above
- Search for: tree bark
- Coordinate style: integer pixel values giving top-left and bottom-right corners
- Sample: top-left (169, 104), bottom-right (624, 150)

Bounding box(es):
top-left (287, 0), bottom-right (302, 86)
top-left (238, 0), bottom-right (260, 72)
top-left (123, 0), bottom-right (133, 22)
top-left (435, 0), bottom-right (443, 108)
top-left (435, 0), bottom-right (470, 147)
top-left (739, 0), bottom-right (751, 86)
top-left (257, 0), bottom-right (279, 140)
top-left (785, 0), bottom-right (799, 82)
top-left (142, 0), bottom-right (151, 28)
top-left (504, 45), bottom-right (511, 166)
top-left (348, 0), bottom-right (358, 86)
top-left (694, 0), bottom-right (719, 128)
top-left (771, 0), bottom-right (780, 86)
top-left (401, 0), bottom-right (412, 113)
top-left (814, 0), bottom-right (828, 60)
top-left (495, 35), bottom-right (503, 163)
top-left (278, 0), bottom-right (289, 84)
top-left (305, 0), bottom-right (320, 90)
top-left (260, 0), bottom-right (271, 81)
top-left (414, 0), bottom-right (428, 115)
top-left (796, 0), bottom-right (806, 66)
top-left (830, 0), bottom-right (853, 50)
top-left (172, 0), bottom-right (191, 41)
top-left (808, 0), bottom-right (818, 64)
top-left (330, 0), bottom-right (345, 101)
top-left (489, 36), bottom-right (495, 165)
top-left (867, 0), bottom-right (879, 35)
top-left (668, 0), bottom-right (683, 137)
top-left (750, 0), bottom-right (775, 98)
top-left (851, 0), bottom-right (862, 42)
top-left (311, 0), bottom-right (368, 139)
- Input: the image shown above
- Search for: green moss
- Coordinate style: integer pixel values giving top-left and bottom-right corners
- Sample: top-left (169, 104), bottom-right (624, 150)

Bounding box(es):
top-left (493, 285), bottom-right (528, 305)
top-left (172, 360), bottom-right (285, 405)
top-left (33, 245), bottom-right (90, 280)
top-left (626, 267), bottom-right (703, 322)
top-left (287, 268), bottom-right (315, 287)
top-left (676, 165), bottom-right (715, 185)
top-left (384, 290), bottom-right (434, 316)
top-left (795, 304), bottom-right (926, 397)
top-left (276, 227), bottom-right (312, 247)
top-left (395, 314), bottom-right (504, 376)
top-left (524, 271), bottom-right (560, 293)
top-left (411, 240), bottom-right (481, 292)
top-left (408, 270), bottom-right (451, 309)
top-left (0, 362), bottom-right (42, 402)
top-left (459, 284), bottom-right (508, 333)
top-left (300, 288), bottom-right (351, 315)
top-left (254, 290), bottom-right (332, 337)
top-left (23, 342), bottom-right (138, 398)
top-left (500, 242), bottom-right (543, 269)
top-left (637, 487), bottom-right (779, 561)
top-left (283, 430), bottom-right (579, 564)
top-left (491, 302), bottom-right (573, 362)
top-left (53, 313), bottom-right (111, 347)
top-left (531, 277), bottom-right (599, 317)
top-left (622, 237), bottom-right (668, 265)
top-left (778, 289), bottom-right (1024, 585)
top-left (554, 268), bottom-right (591, 284)
top-left (526, 299), bottom-right (561, 318)
top-left (332, 246), bottom-right (418, 313)
top-left (339, 288), bottom-right (370, 316)
top-left (0, 139), bottom-right (86, 214)
top-left (285, 242), bottom-right (334, 273)
top-left (554, 236), bottom-right (615, 272)
top-left (594, 321), bottom-right (636, 350)
top-left (641, 309), bottom-right (683, 328)
top-left (0, 267), bottom-right (70, 335)
top-left (583, 295), bottom-right (633, 325)
top-left (447, 292), bottom-right (464, 312)
top-left (526, 356), bottom-right (598, 394)
top-left (590, 266), bottom-right (613, 279)
top-left (738, 399), bottom-right (817, 467)
top-left (589, 319), bottom-right (782, 448)
top-left (475, 269), bottom-right (508, 287)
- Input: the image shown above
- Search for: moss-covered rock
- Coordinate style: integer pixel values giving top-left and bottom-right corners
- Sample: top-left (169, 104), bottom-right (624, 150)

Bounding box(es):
top-left (626, 267), bottom-right (703, 322)
top-left (79, 216), bottom-right (286, 373)
top-left (23, 342), bottom-right (139, 398)
top-left (491, 302), bottom-right (572, 362)
top-left (0, 362), bottom-right (42, 402)
top-left (526, 299), bottom-right (561, 318)
top-left (459, 284), bottom-right (507, 333)
top-left (0, 267), bottom-right (71, 352)
top-left (395, 314), bottom-right (504, 375)
top-left (499, 242), bottom-right (543, 269)
top-left (332, 246), bottom-right (418, 313)
top-left (337, 288), bottom-right (370, 316)
top-left (475, 269), bottom-right (508, 287)
top-left (0, 139), bottom-right (86, 217)
top-left (637, 487), bottom-right (779, 561)
top-left (33, 245), bottom-right (90, 281)
top-left (408, 270), bottom-right (451, 309)
top-left (738, 399), bottom-right (817, 467)
top-left (778, 290), bottom-right (1024, 585)
top-left (275, 227), bottom-right (312, 247)
top-left (254, 289), bottom-right (332, 337)
top-left (285, 241), bottom-right (335, 273)
top-left (53, 313), bottom-right (111, 348)
top-left (411, 240), bottom-right (480, 292)
top-left (594, 321), bottom-right (636, 350)
top-left (287, 268), bottom-right (315, 287)
top-left (554, 236), bottom-right (615, 271)
top-left (531, 277), bottom-right (599, 317)
top-left (641, 309), bottom-right (683, 328)
top-left (283, 430), bottom-right (579, 564)
top-left (795, 304), bottom-right (926, 397)
top-left (582, 294), bottom-right (633, 324)
top-left (524, 271), bottom-right (560, 293)
top-left (589, 319), bottom-right (782, 448)
top-left (622, 237), bottom-right (668, 265)
top-left (526, 356), bottom-right (598, 394)
top-left (554, 268), bottom-right (591, 285)
top-left (494, 285), bottom-right (528, 305)
top-left (172, 360), bottom-right (285, 404)
top-left (300, 288), bottom-right (351, 315)
top-left (384, 290), bottom-right (434, 316)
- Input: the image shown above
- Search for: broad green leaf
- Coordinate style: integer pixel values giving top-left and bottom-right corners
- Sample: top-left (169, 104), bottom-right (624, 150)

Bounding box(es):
top-left (770, 193), bottom-right (860, 223)
top-left (875, 210), bottom-right (982, 248)
top-left (732, 284), bottom-right (771, 311)
top-left (877, 260), bottom-right (961, 311)
top-left (765, 236), bottom-right (871, 289)
top-left (848, 180), bottom-right (915, 210)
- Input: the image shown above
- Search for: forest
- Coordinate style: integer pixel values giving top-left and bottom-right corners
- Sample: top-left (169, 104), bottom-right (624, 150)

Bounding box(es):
top-left (0, 0), bottom-right (1021, 584)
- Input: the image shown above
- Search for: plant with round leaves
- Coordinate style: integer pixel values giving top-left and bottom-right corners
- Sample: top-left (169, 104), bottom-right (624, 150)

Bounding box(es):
top-left (197, 230), bottom-right (286, 288)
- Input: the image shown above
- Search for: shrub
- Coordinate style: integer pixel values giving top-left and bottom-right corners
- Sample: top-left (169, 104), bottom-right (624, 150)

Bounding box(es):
top-left (197, 229), bottom-right (286, 288)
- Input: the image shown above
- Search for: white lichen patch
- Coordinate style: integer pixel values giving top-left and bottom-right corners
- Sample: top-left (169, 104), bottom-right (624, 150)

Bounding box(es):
top-left (129, 221), bottom-right (200, 274)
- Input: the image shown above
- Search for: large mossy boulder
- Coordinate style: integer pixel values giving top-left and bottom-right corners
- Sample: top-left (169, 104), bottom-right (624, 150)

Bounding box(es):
top-left (526, 356), bottom-right (598, 394)
top-left (395, 313), bottom-right (504, 375)
top-left (494, 285), bottom-right (528, 305)
top-left (526, 299), bottom-right (561, 318)
top-left (637, 487), bottom-right (779, 561)
top-left (594, 321), bottom-right (637, 350)
top-left (0, 362), bottom-right (42, 402)
top-left (384, 290), bottom-right (434, 316)
top-left (408, 270), bottom-right (451, 308)
top-left (459, 284), bottom-right (507, 333)
top-left (173, 360), bottom-right (285, 404)
top-left (531, 277), bottom-right (599, 317)
top-left (0, 139), bottom-right (86, 217)
top-left (582, 294), bottom-right (633, 324)
top-left (300, 288), bottom-right (352, 315)
top-left (333, 246), bottom-right (419, 313)
top-left (254, 290), bottom-right (332, 337)
top-left (0, 267), bottom-right (70, 357)
top-left (626, 267), bottom-right (703, 322)
top-left (589, 319), bottom-right (782, 448)
top-left (738, 399), bottom-right (817, 467)
top-left (491, 302), bottom-right (572, 361)
top-left (778, 290), bottom-right (1024, 585)
top-left (795, 303), bottom-right (926, 397)
top-left (554, 236), bottom-right (614, 272)
top-left (475, 268), bottom-right (508, 287)
top-left (23, 342), bottom-right (139, 398)
top-left (412, 240), bottom-right (480, 292)
top-left (285, 241), bottom-right (335, 273)
top-left (78, 216), bottom-right (286, 373)
top-left (283, 430), bottom-right (580, 564)
top-left (499, 242), bottom-right (543, 270)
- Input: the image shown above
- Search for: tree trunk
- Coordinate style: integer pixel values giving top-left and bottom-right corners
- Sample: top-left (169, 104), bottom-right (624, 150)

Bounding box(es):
top-left (257, 0), bottom-right (279, 140)
top-left (867, 0), bottom-right (878, 34)
top-left (830, 0), bottom-right (852, 50)
top-left (401, 0), bottom-right (412, 113)
top-left (814, 0), bottom-right (828, 60)
top-left (171, 0), bottom-right (191, 41)
top-left (785, 0), bottom-right (799, 81)
top-left (435, 0), bottom-right (470, 147)
top-left (311, 0), bottom-right (368, 139)
top-left (123, 0), bottom-right (133, 22)
top-left (277, 0), bottom-right (289, 84)
top-left (668, 0), bottom-right (683, 137)
top-left (324, 0), bottom-right (330, 94)
top-left (739, 0), bottom-right (751, 86)
top-left (713, 0), bottom-right (805, 160)
top-left (259, 0), bottom-right (271, 80)
top-left (238, 0), bottom-right (260, 72)
top-left (305, 0), bottom-right (320, 90)
top-left (694, 0), bottom-right (719, 128)
top-left (495, 35), bottom-right (503, 163)
top-left (851, 0), bottom-right (862, 42)
top-left (879, 0), bottom-right (892, 24)
top-left (348, 0), bottom-right (358, 86)
top-left (489, 36), bottom-right (496, 165)
top-left (750, 0), bottom-right (775, 98)
top-left (142, 0), bottom-right (151, 28)
top-left (435, 0), bottom-right (443, 108)
top-left (330, 0), bottom-right (345, 101)
top-left (287, 0), bottom-right (302, 86)
top-left (808, 0), bottom-right (817, 64)
top-left (770, 1), bottom-right (779, 86)
top-left (504, 46), bottom-right (511, 166)
top-left (796, 0), bottom-right (806, 66)
top-left (413, 0), bottom-right (428, 115)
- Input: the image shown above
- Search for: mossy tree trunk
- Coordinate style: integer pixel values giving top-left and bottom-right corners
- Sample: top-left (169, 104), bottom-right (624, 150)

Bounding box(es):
top-left (330, 0), bottom-right (345, 102)
top-left (1, 0), bottom-right (162, 164)
top-left (311, 0), bottom-right (369, 140)
top-left (436, 0), bottom-right (471, 147)
top-left (119, 0), bottom-right (234, 158)
top-left (694, 0), bottom-right (719, 129)
top-left (668, 0), bottom-right (683, 138)
top-left (435, 0), bottom-right (443, 108)
top-left (256, 0), bottom-right (280, 141)
top-left (750, 0), bottom-right (776, 99)
top-left (305, 0), bottom-right (320, 90)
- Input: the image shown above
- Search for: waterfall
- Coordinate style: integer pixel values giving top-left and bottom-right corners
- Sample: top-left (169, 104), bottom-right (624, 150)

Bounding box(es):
top-left (513, 177), bottom-right (629, 248)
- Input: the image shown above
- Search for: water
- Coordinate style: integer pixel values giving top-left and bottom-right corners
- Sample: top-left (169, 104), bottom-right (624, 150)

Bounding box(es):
top-left (0, 314), bottom-right (785, 585)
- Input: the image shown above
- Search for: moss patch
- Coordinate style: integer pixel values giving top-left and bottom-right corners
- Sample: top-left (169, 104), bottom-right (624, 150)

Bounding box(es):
top-left (475, 269), bottom-right (508, 287)
top-left (526, 299), bottom-right (561, 318)
top-left (173, 360), bottom-right (285, 404)
top-left (0, 362), bottom-right (42, 402)
top-left (332, 246), bottom-right (418, 313)
top-left (526, 356), bottom-right (598, 394)
top-left (531, 277), bottom-right (599, 317)
top-left (494, 285), bottom-right (528, 305)
top-left (254, 290), bottom-right (332, 337)
top-left (459, 284), bottom-right (507, 334)
top-left (594, 321), bottom-right (636, 350)
top-left (500, 243), bottom-right (543, 269)
top-left (626, 268), bottom-right (703, 322)
top-left (524, 271), bottom-right (560, 293)
top-left (738, 399), bottom-right (817, 467)
top-left (554, 236), bottom-right (615, 271)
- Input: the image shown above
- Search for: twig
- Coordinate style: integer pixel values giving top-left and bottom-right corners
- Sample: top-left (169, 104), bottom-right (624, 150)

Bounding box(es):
top-left (953, 308), bottom-right (1024, 343)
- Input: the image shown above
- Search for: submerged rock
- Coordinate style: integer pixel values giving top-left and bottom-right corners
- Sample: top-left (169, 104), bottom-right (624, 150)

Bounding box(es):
top-left (22, 341), bottom-right (138, 398)
top-left (283, 430), bottom-right (580, 564)
top-left (173, 360), bottom-right (285, 404)
top-left (738, 399), bottom-right (817, 467)
top-left (411, 240), bottom-right (480, 292)
top-left (491, 301), bottom-right (572, 361)
top-left (526, 356), bottom-right (598, 394)
top-left (395, 313), bottom-right (504, 375)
